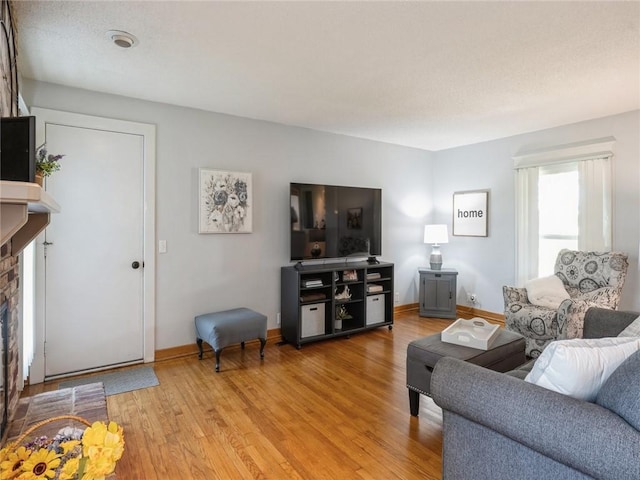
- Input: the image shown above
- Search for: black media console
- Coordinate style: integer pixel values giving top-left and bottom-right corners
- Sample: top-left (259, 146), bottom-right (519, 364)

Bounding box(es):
top-left (280, 261), bottom-right (394, 349)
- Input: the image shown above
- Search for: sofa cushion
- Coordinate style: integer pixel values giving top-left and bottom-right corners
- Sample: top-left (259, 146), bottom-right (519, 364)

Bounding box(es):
top-left (524, 337), bottom-right (640, 401)
top-left (524, 275), bottom-right (570, 309)
top-left (596, 350), bottom-right (640, 430)
top-left (618, 315), bottom-right (640, 338)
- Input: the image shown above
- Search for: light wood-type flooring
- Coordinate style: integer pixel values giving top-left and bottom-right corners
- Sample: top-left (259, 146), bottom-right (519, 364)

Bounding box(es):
top-left (22, 311), bottom-right (452, 479)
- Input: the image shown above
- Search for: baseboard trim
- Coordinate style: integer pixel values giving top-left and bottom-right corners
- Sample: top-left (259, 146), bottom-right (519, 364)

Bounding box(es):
top-left (155, 328), bottom-right (282, 362)
top-left (394, 303), bottom-right (418, 315)
top-left (154, 304), bottom-right (505, 361)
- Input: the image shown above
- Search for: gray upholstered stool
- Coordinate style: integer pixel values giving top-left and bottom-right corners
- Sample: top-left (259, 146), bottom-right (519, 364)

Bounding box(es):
top-left (406, 328), bottom-right (525, 416)
top-left (195, 308), bottom-right (267, 372)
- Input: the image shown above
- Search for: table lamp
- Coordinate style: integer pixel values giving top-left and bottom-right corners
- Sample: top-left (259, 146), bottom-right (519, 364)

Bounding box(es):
top-left (424, 224), bottom-right (448, 270)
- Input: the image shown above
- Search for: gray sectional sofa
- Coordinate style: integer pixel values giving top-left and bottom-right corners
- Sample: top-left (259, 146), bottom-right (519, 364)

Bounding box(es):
top-left (431, 307), bottom-right (640, 480)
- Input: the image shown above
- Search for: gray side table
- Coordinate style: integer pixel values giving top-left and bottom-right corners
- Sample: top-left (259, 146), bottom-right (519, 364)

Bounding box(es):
top-left (418, 268), bottom-right (458, 319)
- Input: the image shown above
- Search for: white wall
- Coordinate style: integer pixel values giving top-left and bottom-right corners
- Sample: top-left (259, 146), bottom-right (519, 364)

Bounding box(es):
top-left (432, 110), bottom-right (640, 313)
top-left (21, 79), bottom-right (434, 350)
top-left (20, 80), bottom-right (640, 351)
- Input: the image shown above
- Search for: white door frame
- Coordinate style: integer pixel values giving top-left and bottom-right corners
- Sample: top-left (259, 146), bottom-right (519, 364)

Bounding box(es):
top-left (29, 107), bottom-right (156, 384)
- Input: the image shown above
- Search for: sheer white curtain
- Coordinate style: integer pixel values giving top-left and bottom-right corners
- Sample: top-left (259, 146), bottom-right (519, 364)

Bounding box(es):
top-left (578, 157), bottom-right (612, 251)
top-left (515, 166), bottom-right (539, 286)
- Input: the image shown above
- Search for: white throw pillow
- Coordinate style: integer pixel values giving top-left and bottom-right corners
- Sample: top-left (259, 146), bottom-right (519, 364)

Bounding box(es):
top-left (618, 315), bottom-right (640, 338)
top-left (525, 337), bottom-right (640, 401)
top-left (525, 275), bottom-right (570, 309)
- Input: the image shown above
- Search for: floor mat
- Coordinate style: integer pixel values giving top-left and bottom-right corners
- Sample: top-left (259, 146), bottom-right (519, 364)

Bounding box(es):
top-left (58, 366), bottom-right (159, 396)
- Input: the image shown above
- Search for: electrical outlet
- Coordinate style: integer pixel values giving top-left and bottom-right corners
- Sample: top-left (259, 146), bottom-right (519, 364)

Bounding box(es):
top-left (394, 292), bottom-right (400, 304)
top-left (469, 293), bottom-right (478, 304)
top-left (276, 313), bottom-right (281, 326)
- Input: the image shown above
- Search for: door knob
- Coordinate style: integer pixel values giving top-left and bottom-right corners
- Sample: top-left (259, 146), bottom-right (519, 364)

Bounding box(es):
top-left (132, 261), bottom-right (141, 269)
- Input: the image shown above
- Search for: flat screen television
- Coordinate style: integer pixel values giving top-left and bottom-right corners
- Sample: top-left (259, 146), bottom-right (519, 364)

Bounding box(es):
top-left (0, 116), bottom-right (36, 182)
top-left (290, 182), bottom-right (382, 262)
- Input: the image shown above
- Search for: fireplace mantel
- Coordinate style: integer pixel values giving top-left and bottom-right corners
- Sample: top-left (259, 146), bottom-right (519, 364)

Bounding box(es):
top-left (0, 180), bottom-right (60, 254)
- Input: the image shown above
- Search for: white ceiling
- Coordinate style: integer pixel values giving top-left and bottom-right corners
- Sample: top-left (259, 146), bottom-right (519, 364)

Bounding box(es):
top-left (13, 1), bottom-right (640, 151)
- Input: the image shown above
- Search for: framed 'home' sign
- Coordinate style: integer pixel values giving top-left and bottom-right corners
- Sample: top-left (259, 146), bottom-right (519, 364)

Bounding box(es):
top-left (453, 190), bottom-right (489, 237)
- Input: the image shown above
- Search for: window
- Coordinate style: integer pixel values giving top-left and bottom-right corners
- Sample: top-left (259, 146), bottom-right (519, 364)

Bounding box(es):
top-left (513, 138), bottom-right (614, 285)
top-left (538, 164), bottom-right (579, 276)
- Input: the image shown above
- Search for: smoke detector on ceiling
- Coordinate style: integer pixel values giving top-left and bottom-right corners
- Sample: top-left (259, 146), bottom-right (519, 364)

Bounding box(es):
top-left (106, 30), bottom-right (139, 49)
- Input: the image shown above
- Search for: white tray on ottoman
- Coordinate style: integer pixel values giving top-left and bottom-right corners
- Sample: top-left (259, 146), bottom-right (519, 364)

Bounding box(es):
top-left (441, 318), bottom-right (500, 350)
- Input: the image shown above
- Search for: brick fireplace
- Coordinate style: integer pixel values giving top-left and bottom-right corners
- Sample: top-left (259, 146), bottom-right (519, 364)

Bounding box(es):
top-left (0, 301), bottom-right (7, 436)
top-left (0, 242), bottom-right (20, 442)
top-left (0, 0), bottom-right (22, 442)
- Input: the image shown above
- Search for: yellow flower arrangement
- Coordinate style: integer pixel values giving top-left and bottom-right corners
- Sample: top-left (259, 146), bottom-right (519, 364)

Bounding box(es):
top-left (0, 416), bottom-right (124, 480)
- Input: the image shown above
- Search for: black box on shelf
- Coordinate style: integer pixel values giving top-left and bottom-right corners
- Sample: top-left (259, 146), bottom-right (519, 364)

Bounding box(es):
top-left (1, 116), bottom-right (36, 183)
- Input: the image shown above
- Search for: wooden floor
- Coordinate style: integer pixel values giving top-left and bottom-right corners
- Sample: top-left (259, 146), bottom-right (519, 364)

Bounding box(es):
top-left (22, 311), bottom-right (452, 479)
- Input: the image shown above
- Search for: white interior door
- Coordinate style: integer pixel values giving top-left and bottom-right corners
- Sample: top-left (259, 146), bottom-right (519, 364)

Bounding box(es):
top-left (30, 108), bottom-right (156, 380)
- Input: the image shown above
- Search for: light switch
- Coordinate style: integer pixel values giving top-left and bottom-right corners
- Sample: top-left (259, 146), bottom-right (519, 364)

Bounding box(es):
top-left (158, 240), bottom-right (167, 253)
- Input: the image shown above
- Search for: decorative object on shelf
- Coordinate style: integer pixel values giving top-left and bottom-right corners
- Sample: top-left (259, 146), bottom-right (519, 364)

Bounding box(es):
top-left (302, 278), bottom-right (323, 288)
top-left (35, 143), bottom-right (65, 186)
top-left (0, 415), bottom-right (124, 480)
top-left (335, 305), bottom-right (353, 330)
top-left (336, 305), bottom-right (352, 320)
top-left (199, 168), bottom-right (252, 234)
top-left (342, 269), bottom-right (358, 281)
top-left (424, 224), bottom-right (449, 270)
top-left (335, 285), bottom-right (352, 301)
top-left (300, 292), bottom-right (326, 303)
top-left (453, 189), bottom-right (489, 237)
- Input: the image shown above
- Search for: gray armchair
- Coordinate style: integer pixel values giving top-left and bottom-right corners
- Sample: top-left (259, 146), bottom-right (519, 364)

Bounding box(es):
top-left (503, 249), bottom-right (628, 357)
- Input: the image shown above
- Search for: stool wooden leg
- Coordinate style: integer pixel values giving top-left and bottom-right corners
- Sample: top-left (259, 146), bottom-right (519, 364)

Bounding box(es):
top-left (409, 389), bottom-right (420, 416)
top-left (241, 341), bottom-right (245, 349)
top-left (215, 349), bottom-right (222, 372)
top-left (259, 338), bottom-right (266, 359)
top-left (197, 338), bottom-right (204, 360)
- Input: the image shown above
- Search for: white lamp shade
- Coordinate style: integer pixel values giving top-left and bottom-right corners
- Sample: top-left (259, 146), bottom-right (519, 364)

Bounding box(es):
top-left (424, 224), bottom-right (449, 244)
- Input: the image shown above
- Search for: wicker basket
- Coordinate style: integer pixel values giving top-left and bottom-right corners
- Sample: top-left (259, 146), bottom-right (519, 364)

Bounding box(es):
top-left (4, 414), bottom-right (91, 451)
top-left (1, 414), bottom-right (120, 479)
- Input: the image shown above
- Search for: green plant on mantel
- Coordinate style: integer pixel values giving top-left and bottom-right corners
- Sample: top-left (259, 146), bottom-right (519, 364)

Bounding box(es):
top-left (36, 143), bottom-right (64, 177)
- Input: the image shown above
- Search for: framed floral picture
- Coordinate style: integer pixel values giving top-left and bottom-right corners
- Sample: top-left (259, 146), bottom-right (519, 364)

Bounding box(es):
top-left (199, 168), bottom-right (252, 233)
